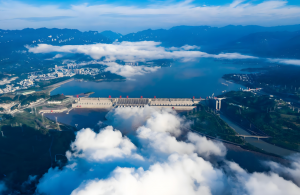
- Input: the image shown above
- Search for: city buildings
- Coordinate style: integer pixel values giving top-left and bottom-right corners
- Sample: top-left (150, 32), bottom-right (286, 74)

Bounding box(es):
top-left (0, 64), bottom-right (103, 94)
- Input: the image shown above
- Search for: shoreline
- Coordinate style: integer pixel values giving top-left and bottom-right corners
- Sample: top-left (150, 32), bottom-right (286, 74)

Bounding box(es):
top-left (224, 142), bottom-right (290, 165)
top-left (45, 78), bottom-right (74, 95)
top-left (220, 114), bottom-right (296, 157)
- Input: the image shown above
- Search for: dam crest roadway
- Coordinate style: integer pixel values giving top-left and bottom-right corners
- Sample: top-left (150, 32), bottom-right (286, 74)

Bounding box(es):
top-left (72, 97), bottom-right (206, 110)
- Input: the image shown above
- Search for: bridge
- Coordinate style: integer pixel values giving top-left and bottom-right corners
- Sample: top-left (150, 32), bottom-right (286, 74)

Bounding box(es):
top-left (72, 97), bottom-right (206, 110)
top-left (236, 135), bottom-right (271, 140)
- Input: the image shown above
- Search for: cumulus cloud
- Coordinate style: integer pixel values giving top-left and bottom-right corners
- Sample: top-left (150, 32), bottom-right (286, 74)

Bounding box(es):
top-left (137, 128), bottom-right (226, 158)
top-left (245, 173), bottom-right (300, 195)
top-left (69, 126), bottom-right (143, 161)
top-left (107, 106), bottom-right (225, 158)
top-left (105, 106), bottom-right (157, 132)
top-left (35, 107), bottom-right (300, 195)
top-left (36, 107), bottom-right (228, 194)
top-left (137, 127), bottom-right (195, 155)
top-left (1, 1), bottom-right (300, 33)
top-left (267, 154), bottom-right (300, 186)
top-left (106, 106), bottom-right (186, 136)
top-left (188, 132), bottom-right (227, 157)
top-left (26, 41), bottom-right (257, 62)
top-left (71, 154), bottom-right (224, 195)
top-left (228, 161), bottom-right (300, 195)
top-left (37, 127), bottom-right (144, 195)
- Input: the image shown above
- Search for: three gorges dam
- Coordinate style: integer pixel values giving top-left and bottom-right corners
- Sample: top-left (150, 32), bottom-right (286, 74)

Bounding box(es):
top-left (72, 96), bottom-right (207, 110)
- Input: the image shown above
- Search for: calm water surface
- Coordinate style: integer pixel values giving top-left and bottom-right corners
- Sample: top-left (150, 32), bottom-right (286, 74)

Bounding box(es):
top-left (51, 58), bottom-right (245, 98)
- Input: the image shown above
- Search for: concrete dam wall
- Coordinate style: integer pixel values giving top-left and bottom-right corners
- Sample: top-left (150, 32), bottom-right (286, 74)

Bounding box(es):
top-left (72, 97), bottom-right (204, 110)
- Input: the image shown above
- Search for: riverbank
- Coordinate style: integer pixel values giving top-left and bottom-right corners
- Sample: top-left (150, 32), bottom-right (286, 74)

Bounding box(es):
top-left (224, 142), bottom-right (291, 171)
top-left (220, 114), bottom-right (296, 157)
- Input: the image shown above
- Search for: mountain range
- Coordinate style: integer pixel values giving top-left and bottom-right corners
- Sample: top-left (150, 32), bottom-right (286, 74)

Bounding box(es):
top-left (1, 24), bottom-right (300, 67)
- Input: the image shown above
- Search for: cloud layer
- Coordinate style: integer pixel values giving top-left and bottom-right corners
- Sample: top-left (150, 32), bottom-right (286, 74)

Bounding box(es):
top-left (68, 126), bottom-right (143, 162)
top-left (268, 58), bottom-right (300, 66)
top-left (34, 106), bottom-right (300, 195)
top-left (27, 41), bottom-right (257, 62)
top-left (27, 41), bottom-right (259, 78)
top-left (104, 62), bottom-right (160, 78)
top-left (1, 0), bottom-right (300, 33)
top-left (27, 41), bottom-right (300, 78)
top-left (71, 154), bottom-right (223, 195)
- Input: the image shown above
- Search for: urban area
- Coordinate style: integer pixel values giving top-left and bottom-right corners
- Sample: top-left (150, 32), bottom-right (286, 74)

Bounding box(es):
top-left (0, 64), bottom-right (101, 94)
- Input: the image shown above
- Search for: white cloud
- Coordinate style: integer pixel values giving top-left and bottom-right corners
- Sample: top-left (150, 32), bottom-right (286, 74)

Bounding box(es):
top-left (108, 106), bottom-right (226, 158)
top-left (26, 41), bottom-right (257, 62)
top-left (268, 58), bottom-right (300, 66)
top-left (1, 1), bottom-right (300, 33)
top-left (188, 132), bottom-right (227, 157)
top-left (142, 107), bottom-right (186, 137)
top-left (26, 41), bottom-right (256, 78)
top-left (181, 45), bottom-right (201, 50)
top-left (245, 173), bottom-right (300, 195)
top-left (69, 126), bottom-right (143, 161)
top-left (46, 54), bottom-right (64, 60)
top-left (228, 161), bottom-right (300, 195)
top-left (137, 126), bottom-right (195, 155)
top-left (58, 60), bottom-right (160, 78)
top-left (168, 45), bottom-right (201, 51)
top-left (104, 62), bottom-right (160, 78)
top-left (35, 107), bottom-right (300, 195)
top-left (71, 154), bottom-right (224, 195)
top-left (105, 106), bottom-right (158, 133)
top-left (137, 127), bottom-right (226, 158)
top-left (267, 154), bottom-right (300, 186)
top-left (106, 106), bottom-right (186, 136)
top-left (53, 54), bottom-right (63, 59)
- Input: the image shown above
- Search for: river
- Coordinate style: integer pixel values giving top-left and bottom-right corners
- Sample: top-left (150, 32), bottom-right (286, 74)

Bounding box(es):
top-left (220, 115), bottom-right (295, 156)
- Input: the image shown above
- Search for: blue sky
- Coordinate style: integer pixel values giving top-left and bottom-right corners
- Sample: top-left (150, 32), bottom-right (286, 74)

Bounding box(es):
top-left (14, 0), bottom-right (300, 6)
top-left (1, 0), bottom-right (300, 33)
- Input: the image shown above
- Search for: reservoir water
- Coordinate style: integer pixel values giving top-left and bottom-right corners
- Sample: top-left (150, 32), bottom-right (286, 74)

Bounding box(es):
top-left (47, 58), bottom-right (296, 170)
top-left (51, 58), bottom-right (245, 98)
